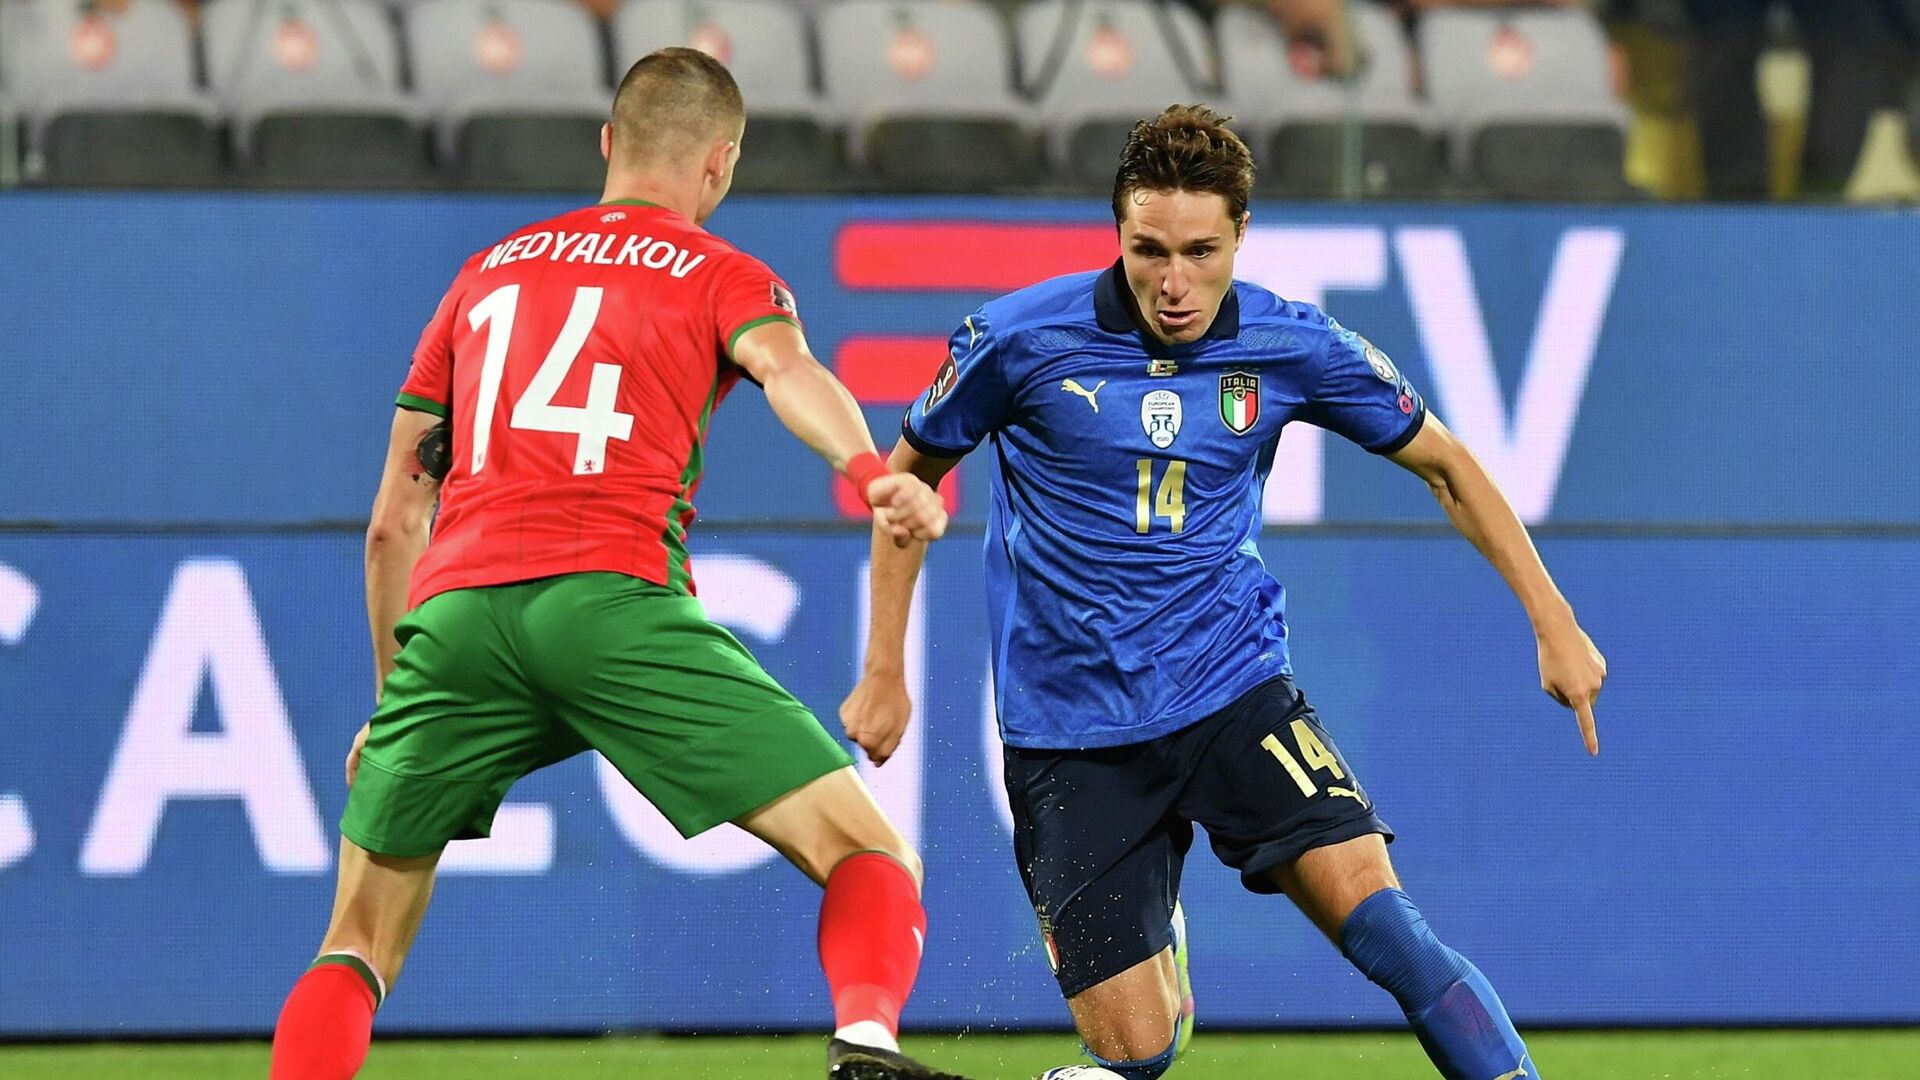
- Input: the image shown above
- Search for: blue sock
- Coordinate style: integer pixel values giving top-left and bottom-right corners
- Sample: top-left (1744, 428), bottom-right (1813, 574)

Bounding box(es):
top-left (1339, 888), bottom-right (1534, 1080)
top-left (1084, 1040), bottom-right (1176, 1080)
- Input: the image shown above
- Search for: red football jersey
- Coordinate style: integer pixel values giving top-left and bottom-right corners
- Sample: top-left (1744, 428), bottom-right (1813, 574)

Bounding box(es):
top-left (396, 201), bottom-right (800, 608)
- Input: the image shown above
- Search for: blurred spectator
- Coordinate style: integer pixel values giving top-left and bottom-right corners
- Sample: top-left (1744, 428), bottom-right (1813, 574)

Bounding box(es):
top-left (1683, 0), bottom-right (1907, 198)
top-left (1179, 1), bottom-right (1358, 80)
top-left (1228, 1), bottom-right (1605, 86)
top-left (1265, 0), bottom-right (1360, 79)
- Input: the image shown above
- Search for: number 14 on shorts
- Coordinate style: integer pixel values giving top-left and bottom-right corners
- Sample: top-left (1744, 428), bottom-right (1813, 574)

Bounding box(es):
top-left (1261, 720), bottom-right (1364, 804)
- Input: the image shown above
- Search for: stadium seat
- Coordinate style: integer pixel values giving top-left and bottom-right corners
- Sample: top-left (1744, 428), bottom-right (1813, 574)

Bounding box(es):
top-left (1018, 0), bottom-right (1221, 189)
top-left (1907, 73), bottom-right (1920, 176)
top-left (818, 0), bottom-right (1041, 192)
top-left (1418, 9), bottom-right (1633, 200)
top-left (0, 97), bottom-right (21, 186)
top-left (0, 0), bottom-right (223, 187)
top-left (203, 0), bottom-right (434, 189)
top-left (405, 0), bottom-right (609, 191)
top-left (613, 0), bottom-right (840, 192)
top-left (1219, 2), bottom-right (1440, 199)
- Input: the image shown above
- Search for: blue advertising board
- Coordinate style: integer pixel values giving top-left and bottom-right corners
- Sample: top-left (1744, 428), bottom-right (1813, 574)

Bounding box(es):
top-left (0, 194), bottom-right (1917, 527)
top-left (2, 195), bottom-right (1918, 1035)
top-left (0, 532), bottom-right (1917, 1034)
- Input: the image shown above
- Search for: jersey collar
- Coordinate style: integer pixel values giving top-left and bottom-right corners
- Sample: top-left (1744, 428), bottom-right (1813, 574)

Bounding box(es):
top-left (1093, 259), bottom-right (1241, 352)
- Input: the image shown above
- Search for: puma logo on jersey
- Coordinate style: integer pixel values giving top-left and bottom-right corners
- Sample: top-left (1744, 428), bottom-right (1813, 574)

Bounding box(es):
top-left (1061, 379), bottom-right (1106, 412)
top-left (1491, 1061), bottom-right (1531, 1080)
top-left (1327, 786), bottom-right (1367, 806)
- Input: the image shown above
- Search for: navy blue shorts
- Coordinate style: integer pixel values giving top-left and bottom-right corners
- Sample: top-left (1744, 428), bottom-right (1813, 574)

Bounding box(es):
top-left (1004, 675), bottom-right (1392, 997)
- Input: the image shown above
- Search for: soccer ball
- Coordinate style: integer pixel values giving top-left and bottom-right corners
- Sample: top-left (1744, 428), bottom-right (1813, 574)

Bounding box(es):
top-left (1035, 1068), bottom-right (1126, 1079)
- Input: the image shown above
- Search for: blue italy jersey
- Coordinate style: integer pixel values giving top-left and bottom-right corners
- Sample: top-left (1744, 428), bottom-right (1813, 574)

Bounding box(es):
top-left (904, 262), bottom-right (1427, 750)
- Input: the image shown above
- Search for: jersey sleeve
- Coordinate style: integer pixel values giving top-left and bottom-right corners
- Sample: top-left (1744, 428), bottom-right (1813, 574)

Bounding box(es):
top-left (711, 252), bottom-right (802, 360)
top-left (396, 282), bottom-right (458, 418)
top-left (1296, 316), bottom-right (1426, 454)
top-left (902, 308), bottom-right (1010, 458)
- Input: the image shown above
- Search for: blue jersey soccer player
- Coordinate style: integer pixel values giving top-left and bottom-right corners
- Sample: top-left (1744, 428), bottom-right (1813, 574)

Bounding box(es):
top-left (843, 106), bottom-right (1607, 1080)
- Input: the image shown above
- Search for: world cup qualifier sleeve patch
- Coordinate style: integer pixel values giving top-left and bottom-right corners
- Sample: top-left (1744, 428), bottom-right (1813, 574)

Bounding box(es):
top-left (925, 354), bottom-right (958, 410)
top-left (1362, 339), bottom-right (1399, 383)
top-left (770, 281), bottom-right (797, 316)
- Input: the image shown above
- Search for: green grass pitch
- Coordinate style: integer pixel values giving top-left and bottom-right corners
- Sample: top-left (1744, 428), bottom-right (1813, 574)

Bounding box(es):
top-left (2, 1030), bottom-right (1915, 1079)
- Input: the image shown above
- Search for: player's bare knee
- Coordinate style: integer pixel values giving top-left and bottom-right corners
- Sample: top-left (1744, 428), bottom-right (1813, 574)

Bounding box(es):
top-left (1072, 966), bottom-right (1181, 1064)
top-left (1080, 1006), bottom-right (1178, 1064)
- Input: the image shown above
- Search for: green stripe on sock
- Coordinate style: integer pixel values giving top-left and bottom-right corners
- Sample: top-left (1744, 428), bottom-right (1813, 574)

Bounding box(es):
top-left (311, 953), bottom-right (384, 1008)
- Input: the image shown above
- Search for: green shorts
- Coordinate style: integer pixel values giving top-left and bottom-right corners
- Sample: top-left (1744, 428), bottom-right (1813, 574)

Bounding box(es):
top-left (341, 572), bottom-right (853, 857)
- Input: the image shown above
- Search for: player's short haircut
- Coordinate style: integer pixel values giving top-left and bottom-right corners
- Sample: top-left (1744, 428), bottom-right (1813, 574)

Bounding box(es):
top-left (609, 48), bottom-right (746, 165)
top-left (1111, 104), bottom-right (1255, 226)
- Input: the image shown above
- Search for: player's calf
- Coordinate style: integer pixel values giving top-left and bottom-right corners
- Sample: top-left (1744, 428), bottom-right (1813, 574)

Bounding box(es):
top-left (270, 954), bottom-right (384, 1080)
top-left (819, 850), bottom-right (926, 1054)
top-left (737, 768), bottom-right (932, 1058)
top-left (271, 840), bottom-right (439, 1079)
top-left (1340, 887), bottom-right (1533, 1080)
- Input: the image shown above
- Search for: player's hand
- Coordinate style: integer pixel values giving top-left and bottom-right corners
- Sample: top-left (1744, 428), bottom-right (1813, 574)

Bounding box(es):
top-left (840, 672), bottom-right (913, 766)
top-left (345, 722), bottom-right (370, 787)
top-left (1537, 621), bottom-right (1606, 756)
top-left (865, 472), bottom-right (948, 548)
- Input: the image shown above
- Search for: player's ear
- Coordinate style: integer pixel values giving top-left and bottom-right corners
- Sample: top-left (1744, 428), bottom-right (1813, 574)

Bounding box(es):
top-left (599, 123), bottom-right (613, 163)
top-left (705, 138), bottom-right (735, 183)
top-left (1234, 211), bottom-right (1250, 248)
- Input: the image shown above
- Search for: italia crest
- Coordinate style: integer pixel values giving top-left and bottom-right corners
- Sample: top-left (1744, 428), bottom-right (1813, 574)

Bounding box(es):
top-left (1219, 371), bottom-right (1259, 435)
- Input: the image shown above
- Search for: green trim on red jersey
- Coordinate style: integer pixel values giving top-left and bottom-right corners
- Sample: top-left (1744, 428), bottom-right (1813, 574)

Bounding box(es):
top-left (663, 372), bottom-right (723, 595)
top-left (599, 199), bottom-right (663, 208)
top-left (395, 392), bottom-right (450, 418)
top-left (725, 314), bottom-right (800, 360)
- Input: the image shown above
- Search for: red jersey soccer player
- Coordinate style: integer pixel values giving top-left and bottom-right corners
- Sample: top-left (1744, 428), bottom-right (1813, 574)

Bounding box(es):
top-left (269, 50), bottom-right (967, 1080)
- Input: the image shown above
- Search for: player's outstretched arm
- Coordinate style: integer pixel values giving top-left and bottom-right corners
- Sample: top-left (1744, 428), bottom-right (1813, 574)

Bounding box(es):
top-left (841, 441), bottom-right (961, 766)
top-left (1388, 415), bottom-right (1606, 755)
top-left (732, 321), bottom-right (947, 547)
top-left (366, 408), bottom-right (443, 698)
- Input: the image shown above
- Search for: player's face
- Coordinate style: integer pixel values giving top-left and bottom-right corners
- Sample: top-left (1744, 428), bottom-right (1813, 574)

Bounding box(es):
top-left (694, 127), bottom-right (743, 225)
top-left (1117, 189), bottom-right (1247, 346)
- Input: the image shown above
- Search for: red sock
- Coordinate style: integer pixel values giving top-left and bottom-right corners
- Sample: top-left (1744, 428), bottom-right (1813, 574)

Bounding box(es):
top-left (269, 956), bottom-right (381, 1080)
top-left (818, 851), bottom-right (927, 1039)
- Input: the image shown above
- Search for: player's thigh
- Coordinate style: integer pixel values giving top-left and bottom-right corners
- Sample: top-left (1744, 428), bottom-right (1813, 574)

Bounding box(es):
top-left (1176, 676), bottom-right (1394, 900)
top-left (521, 572), bottom-right (853, 842)
top-left (344, 587), bottom-right (585, 858)
top-left (733, 765), bottom-right (918, 886)
top-left (318, 837), bottom-right (441, 987)
top-left (1004, 740), bottom-right (1190, 1004)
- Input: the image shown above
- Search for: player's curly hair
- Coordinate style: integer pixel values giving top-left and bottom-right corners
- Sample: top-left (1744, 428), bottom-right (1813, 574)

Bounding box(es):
top-left (1111, 104), bottom-right (1255, 226)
